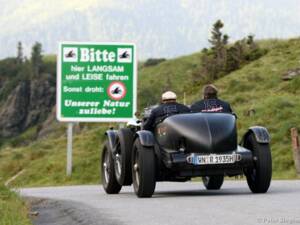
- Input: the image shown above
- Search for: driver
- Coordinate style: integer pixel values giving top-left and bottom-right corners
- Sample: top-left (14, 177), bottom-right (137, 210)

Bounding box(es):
top-left (191, 84), bottom-right (232, 113)
top-left (143, 91), bottom-right (191, 131)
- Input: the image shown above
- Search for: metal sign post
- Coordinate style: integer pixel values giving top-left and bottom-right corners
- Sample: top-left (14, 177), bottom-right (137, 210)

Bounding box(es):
top-left (57, 42), bottom-right (137, 176)
top-left (66, 123), bottom-right (73, 176)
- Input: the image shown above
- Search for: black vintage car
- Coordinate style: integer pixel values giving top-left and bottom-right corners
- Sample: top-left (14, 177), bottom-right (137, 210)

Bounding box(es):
top-left (101, 109), bottom-right (272, 198)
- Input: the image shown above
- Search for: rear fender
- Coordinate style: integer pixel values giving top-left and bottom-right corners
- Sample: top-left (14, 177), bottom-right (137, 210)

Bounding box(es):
top-left (105, 130), bottom-right (119, 153)
top-left (241, 126), bottom-right (270, 145)
top-left (135, 130), bottom-right (155, 147)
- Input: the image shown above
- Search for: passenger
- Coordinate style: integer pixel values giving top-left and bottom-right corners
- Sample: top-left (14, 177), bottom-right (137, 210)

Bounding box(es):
top-left (191, 84), bottom-right (232, 113)
top-left (143, 91), bottom-right (191, 131)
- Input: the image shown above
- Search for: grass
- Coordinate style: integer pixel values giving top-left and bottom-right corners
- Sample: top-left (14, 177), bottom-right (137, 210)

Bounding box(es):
top-left (138, 52), bottom-right (201, 107)
top-left (0, 38), bottom-right (300, 189)
top-left (0, 125), bottom-right (108, 187)
top-left (187, 38), bottom-right (300, 178)
top-left (140, 38), bottom-right (300, 179)
top-left (0, 184), bottom-right (31, 225)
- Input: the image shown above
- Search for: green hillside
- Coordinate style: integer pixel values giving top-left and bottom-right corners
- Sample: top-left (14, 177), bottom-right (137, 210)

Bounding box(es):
top-left (0, 38), bottom-right (300, 187)
top-left (138, 52), bottom-right (201, 107)
top-left (191, 38), bottom-right (300, 178)
top-left (0, 125), bottom-right (106, 187)
top-left (216, 39), bottom-right (300, 177)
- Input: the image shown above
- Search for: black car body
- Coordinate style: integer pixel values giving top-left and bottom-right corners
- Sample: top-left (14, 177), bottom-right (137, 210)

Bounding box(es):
top-left (102, 109), bottom-right (272, 198)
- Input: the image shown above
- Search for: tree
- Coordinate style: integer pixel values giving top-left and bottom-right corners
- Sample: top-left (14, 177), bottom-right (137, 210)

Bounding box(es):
top-left (226, 45), bottom-right (241, 72)
top-left (246, 35), bottom-right (257, 50)
top-left (200, 52), bottom-right (218, 81)
top-left (193, 20), bottom-right (266, 85)
top-left (17, 41), bottom-right (24, 64)
top-left (222, 34), bottom-right (229, 45)
top-left (227, 38), bottom-right (251, 73)
top-left (209, 20), bottom-right (224, 48)
top-left (17, 60), bottom-right (32, 81)
top-left (31, 42), bottom-right (43, 77)
top-left (208, 19), bottom-right (229, 75)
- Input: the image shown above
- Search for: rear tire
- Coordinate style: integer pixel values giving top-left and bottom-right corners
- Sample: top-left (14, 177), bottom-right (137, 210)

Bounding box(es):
top-left (132, 138), bottom-right (156, 198)
top-left (244, 133), bottom-right (272, 193)
top-left (102, 141), bottom-right (122, 194)
top-left (202, 175), bottom-right (224, 190)
top-left (114, 128), bottom-right (134, 186)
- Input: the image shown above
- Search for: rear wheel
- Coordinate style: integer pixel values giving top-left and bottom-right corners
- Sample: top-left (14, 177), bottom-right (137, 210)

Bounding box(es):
top-left (244, 133), bottom-right (272, 193)
top-left (132, 138), bottom-right (156, 198)
top-left (202, 175), bottom-right (224, 190)
top-left (114, 128), bottom-right (134, 186)
top-left (102, 141), bottom-right (122, 194)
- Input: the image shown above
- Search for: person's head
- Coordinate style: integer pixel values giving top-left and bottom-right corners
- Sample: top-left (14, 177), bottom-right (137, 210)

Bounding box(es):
top-left (202, 84), bottom-right (218, 99)
top-left (161, 91), bottom-right (177, 103)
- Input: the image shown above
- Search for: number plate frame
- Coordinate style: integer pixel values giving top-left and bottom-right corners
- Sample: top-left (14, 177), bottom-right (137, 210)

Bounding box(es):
top-left (186, 153), bottom-right (242, 165)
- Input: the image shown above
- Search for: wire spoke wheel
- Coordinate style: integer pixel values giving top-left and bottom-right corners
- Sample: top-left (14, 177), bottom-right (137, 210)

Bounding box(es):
top-left (133, 150), bottom-right (140, 188)
top-left (103, 150), bottom-right (110, 184)
top-left (101, 141), bottom-right (122, 194)
top-left (114, 143), bottom-right (122, 181)
top-left (132, 138), bottom-right (156, 198)
top-left (115, 128), bottom-right (134, 186)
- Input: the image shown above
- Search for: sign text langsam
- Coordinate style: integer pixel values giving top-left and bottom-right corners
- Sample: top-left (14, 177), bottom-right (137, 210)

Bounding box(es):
top-left (57, 42), bottom-right (136, 122)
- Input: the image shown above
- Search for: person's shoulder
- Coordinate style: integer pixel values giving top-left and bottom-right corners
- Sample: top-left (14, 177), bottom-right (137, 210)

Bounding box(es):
top-left (176, 102), bottom-right (188, 107)
top-left (217, 98), bottom-right (232, 112)
top-left (193, 99), bottom-right (205, 105)
top-left (218, 98), bottom-right (230, 106)
top-left (176, 102), bottom-right (191, 111)
top-left (191, 100), bottom-right (204, 108)
top-left (190, 101), bottom-right (204, 113)
top-left (150, 104), bottom-right (162, 114)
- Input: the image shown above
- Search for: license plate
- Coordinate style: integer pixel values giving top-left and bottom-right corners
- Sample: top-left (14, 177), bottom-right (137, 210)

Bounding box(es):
top-left (186, 153), bottom-right (241, 165)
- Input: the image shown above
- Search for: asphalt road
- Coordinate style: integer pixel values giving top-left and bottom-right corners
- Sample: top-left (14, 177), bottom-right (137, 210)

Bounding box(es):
top-left (20, 181), bottom-right (300, 225)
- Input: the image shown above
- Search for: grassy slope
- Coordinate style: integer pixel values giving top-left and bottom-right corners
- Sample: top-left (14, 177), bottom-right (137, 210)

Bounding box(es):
top-left (188, 38), bottom-right (300, 178)
top-left (138, 52), bottom-right (201, 107)
top-left (139, 38), bottom-right (300, 178)
top-left (0, 184), bottom-right (31, 225)
top-left (0, 125), bottom-right (107, 187)
top-left (0, 38), bottom-right (299, 188)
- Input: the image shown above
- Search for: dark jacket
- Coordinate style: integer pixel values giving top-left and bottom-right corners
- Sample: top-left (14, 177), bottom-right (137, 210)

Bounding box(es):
top-left (143, 102), bottom-right (191, 131)
top-left (191, 98), bottom-right (232, 113)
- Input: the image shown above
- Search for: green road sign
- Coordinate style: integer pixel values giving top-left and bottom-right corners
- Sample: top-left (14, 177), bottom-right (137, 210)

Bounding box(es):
top-left (57, 42), bottom-right (137, 122)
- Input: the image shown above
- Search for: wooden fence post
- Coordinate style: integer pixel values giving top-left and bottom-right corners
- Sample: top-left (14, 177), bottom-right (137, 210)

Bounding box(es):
top-left (291, 128), bottom-right (300, 175)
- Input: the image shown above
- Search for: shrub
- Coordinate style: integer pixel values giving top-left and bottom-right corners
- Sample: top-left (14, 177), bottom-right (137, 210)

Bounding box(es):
top-left (144, 58), bottom-right (166, 67)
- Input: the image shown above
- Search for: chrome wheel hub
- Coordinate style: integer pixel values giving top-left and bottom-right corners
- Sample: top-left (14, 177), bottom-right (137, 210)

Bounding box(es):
top-left (115, 154), bottom-right (122, 178)
top-left (134, 162), bottom-right (139, 187)
top-left (103, 152), bottom-right (110, 183)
